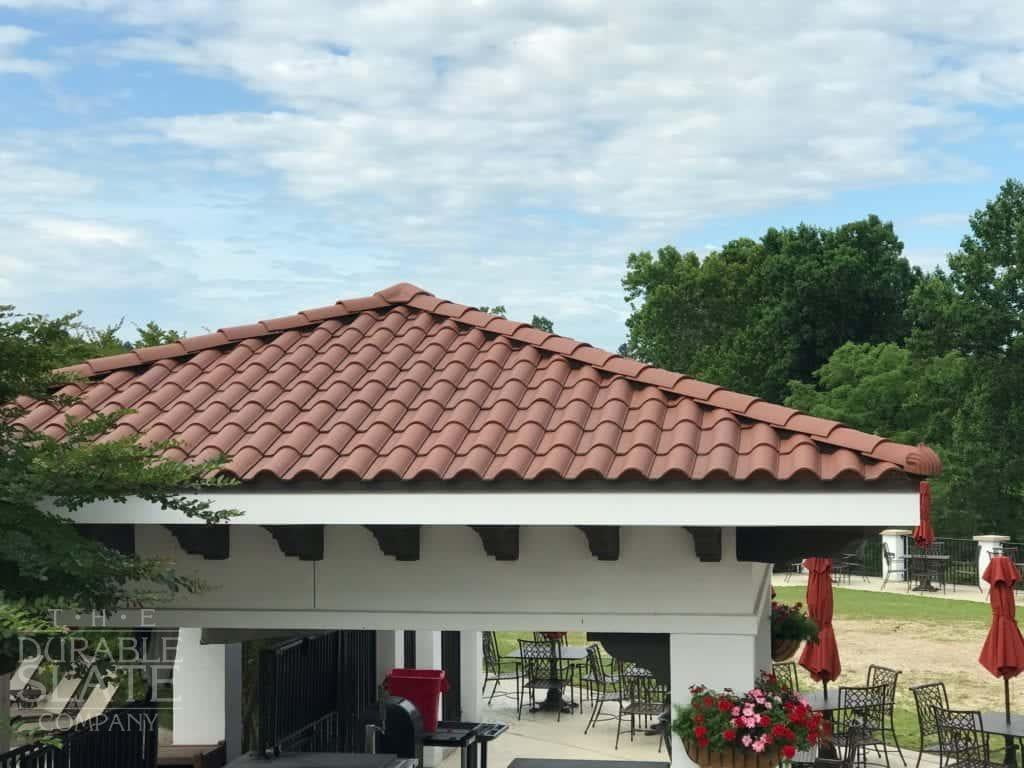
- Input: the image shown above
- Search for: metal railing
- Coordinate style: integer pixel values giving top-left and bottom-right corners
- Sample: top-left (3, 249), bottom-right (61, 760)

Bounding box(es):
top-left (0, 701), bottom-right (159, 768)
top-left (258, 629), bottom-right (377, 757)
top-left (933, 537), bottom-right (980, 587)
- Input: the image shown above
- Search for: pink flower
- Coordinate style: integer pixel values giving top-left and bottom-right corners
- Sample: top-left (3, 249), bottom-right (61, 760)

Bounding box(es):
top-left (764, 702), bottom-right (773, 710)
top-left (752, 740), bottom-right (766, 753)
top-left (731, 706), bottom-right (741, 717)
top-left (741, 735), bottom-right (753, 748)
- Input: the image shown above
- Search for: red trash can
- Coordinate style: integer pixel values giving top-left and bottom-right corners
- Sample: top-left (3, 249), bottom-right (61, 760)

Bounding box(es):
top-left (383, 669), bottom-right (449, 733)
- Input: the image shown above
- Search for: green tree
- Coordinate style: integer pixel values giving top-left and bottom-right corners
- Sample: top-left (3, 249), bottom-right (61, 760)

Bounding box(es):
top-left (909, 179), bottom-right (1024, 535)
top-left (786, 343), bottom-right (969, 448)
top-left (786, 180), bottom-right (1024, 536)
top-left (530, 315), bottom-right (554, 333)
top-left (0, 308), bottom-right (238, 677)
top-left (133, 321), bottom-right (183, 348)
top-left (785, 342), bottom-right (971, 533)
top-left (478, 306), bottom-right (555, 333)
top-left (623, 216), bottom-right (920, 401)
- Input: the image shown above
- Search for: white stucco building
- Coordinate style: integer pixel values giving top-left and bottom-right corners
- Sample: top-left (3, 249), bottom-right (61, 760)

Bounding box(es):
top-left (28, 283), bottom-right (940, 767)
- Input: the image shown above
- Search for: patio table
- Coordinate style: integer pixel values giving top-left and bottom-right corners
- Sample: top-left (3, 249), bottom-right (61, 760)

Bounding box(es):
top-left (506, 643), bottom-right (588, 713)
top-left (908, 554), bottom-right (949, 592)
top-left (799, 689), bottom-right (843, 760)
top-left (980, 712), bottom-right (1024, 768)
top-left (800, 690), bottom-right (843, 712)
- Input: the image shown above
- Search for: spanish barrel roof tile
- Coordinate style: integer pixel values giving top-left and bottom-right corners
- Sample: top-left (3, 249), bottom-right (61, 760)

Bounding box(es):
top-left (23, 283), bottom-right (939, 483)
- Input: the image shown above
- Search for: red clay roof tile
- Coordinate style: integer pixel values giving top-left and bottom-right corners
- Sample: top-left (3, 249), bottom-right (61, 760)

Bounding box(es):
top-left (25, 284), bottom-right (940, 484)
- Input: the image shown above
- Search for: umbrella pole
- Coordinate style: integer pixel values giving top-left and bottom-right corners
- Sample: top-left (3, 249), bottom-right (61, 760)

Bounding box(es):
top-left (823, 679), bottom-right (828, 701)
top-left (1006, 677), bottom-right (1012, 724)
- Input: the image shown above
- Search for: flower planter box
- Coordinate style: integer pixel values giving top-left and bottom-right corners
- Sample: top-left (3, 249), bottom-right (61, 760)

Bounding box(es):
top-left (686, 742), bottom-right (780, 768)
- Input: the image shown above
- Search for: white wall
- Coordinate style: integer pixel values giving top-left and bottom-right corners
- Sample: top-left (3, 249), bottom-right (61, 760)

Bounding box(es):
top-left (172, 628), bottom-right (226, 746)
top-left (135, 525), bottom-right (766, 632)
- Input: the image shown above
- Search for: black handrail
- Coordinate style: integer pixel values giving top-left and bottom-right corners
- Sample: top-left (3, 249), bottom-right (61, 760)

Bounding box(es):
top-left (0, 701), bottom-right (159, 768)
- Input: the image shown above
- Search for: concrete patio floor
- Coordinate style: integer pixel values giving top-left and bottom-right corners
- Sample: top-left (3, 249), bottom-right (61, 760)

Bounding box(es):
top-left (438, 680), bottom-right (941, 768)
top-left (440, 681), bottom-right (665, 768)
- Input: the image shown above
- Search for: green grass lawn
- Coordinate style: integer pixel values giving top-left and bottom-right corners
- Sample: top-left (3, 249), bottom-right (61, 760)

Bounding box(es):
top-left (773, 585), bottom-right (991, 624)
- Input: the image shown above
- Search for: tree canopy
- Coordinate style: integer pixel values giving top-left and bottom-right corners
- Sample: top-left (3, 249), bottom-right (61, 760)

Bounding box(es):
top-left (0, 310), bottom-right (233, 675)
top-left (622, 180), bottom-right (1024, 537)
top-left (623, 216), bottom-right (920, 402)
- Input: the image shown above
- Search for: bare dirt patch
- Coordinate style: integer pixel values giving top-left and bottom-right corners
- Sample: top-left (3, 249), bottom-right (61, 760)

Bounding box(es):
top-left (796, 618), bottom-right (1005, 712)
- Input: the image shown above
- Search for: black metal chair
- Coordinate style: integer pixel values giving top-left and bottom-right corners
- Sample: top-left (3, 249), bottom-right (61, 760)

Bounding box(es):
top-left (840, 542), bottom-right (871, 583)
top-left (773, 661), bottom-right (800, 692)
top-left (934, 707), bottom-right (1001, 768)
top-left (481, 630), bottom-right (519, 705)
top-left (833, 683), bottom-right (891, 768)
top-left (866, 665), bottom-right (905, 766)
top-left (881, 543), bottom-right (910, 591)
top-left (517, 638), bottom-right (574, 721)
top-left (583, 645), bottom-right (623, 735)
top-left (910, 682), bottom-right (949, 768)
top-left (533, 631), bottom-right (567, 646)
top-left (615, 664), bottom-right (667, 750)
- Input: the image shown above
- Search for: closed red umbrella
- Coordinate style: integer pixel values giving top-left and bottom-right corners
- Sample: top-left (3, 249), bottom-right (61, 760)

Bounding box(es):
top-left (979, 555), bottom-right (1024, 723)
top-left (912, 481), bottom-right (935, 547)
top-left (799, 557), bottom-right (842, 698)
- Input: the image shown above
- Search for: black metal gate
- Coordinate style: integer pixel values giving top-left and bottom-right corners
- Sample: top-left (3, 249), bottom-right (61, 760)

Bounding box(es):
top-left (337, 630), bottom-right (378, 752)
top-left (258, 630), bottom-right (377, 756)
top-left (441, 631), bottom-right (461, 721)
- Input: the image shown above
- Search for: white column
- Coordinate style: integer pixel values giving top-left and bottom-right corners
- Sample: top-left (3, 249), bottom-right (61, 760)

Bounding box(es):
top-left (375, 630), bottom-right (405, 687)
top-left (670, 632), bottom-right (758, 768)
top-left (881, 529), bottom-right (912, 582)
top-left (459, 631), bottom-right (484, 722)
top-left (415, 631), bottom-right (444, 768)
top-left (974, 535), bottom-right (1010, 590)
top-left (754, 566), bottom-right (772, 675)
top-left (172, 628), bottom-right (226, 746)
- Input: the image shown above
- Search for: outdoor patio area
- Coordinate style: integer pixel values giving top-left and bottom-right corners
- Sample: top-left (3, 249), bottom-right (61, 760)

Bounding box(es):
top-left (436, 678), bottom-right (949, 768)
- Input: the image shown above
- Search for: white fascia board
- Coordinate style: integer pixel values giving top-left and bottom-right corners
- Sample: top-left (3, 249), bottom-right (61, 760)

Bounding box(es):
top-left (126, 609), bottom-right (762, 635)
top-left (57, 489), bottom-right (918, 528)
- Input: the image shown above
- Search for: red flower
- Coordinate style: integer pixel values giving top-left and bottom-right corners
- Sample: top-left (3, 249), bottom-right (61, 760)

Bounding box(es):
top-left (772, 724), bottom-right (789, 740)
top-left (782, 745), bottom-right (797, 759)
top-left (694, 726), bottom-right (708, 740)
top-left (723, 729), bottom-right (736, 742)
top-left (702, 696), bottom-right (715, 708)
top-left (694, 714), bottom-right (705, 725)
top-left (759, 714), bottom-right (772, 727)
top-left (698, 736), bottom-right (710, 748)
top-left (718, 699), bottom-right (732, 712)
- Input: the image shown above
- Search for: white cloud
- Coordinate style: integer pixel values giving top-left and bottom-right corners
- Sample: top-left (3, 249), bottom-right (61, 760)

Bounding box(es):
top-left (913, 212), bottom-right (968, 228)
top-left (28, 216), bottom-right (142, 246)
top-left (2, 0), bottom-right (1024, 347)
top-left (0, 25), bottom-right (56, 76)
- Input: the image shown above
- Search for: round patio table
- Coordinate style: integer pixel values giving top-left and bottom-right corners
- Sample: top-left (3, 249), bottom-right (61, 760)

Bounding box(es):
top-left (980, 712), bottom-right (1024, 768)
top-left (506, 643), bottom-right (587, 713)
top-left (908, 553), bottom-right (950, 591)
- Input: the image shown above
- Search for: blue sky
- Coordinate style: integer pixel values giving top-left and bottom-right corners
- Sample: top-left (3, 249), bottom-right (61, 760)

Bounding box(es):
top-left (2, 1), bottom-right (1023, 352)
